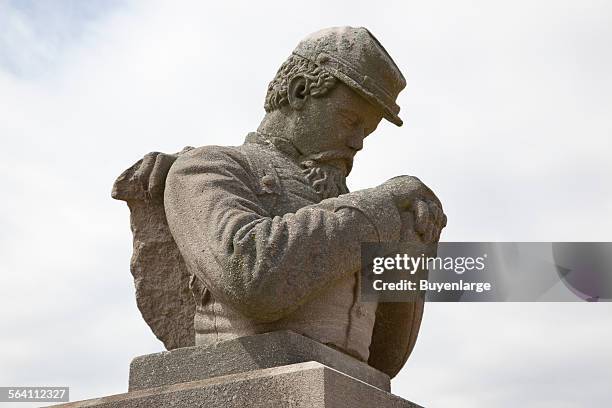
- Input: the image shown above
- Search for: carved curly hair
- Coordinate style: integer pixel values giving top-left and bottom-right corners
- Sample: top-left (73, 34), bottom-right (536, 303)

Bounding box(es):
top-left (264, 54), bottom-right (338, 112)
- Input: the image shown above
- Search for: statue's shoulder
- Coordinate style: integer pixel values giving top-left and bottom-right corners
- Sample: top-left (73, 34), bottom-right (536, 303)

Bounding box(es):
top-left (171, 142), bottom-right (273, 179)
top-left (176, 144), bottom-right (248, 162)
top-left (169, 144), bottom-right (252, 174)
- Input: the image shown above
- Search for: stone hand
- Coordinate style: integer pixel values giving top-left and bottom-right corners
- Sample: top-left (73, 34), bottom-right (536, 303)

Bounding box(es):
top-left (112, 147), bottom-right (193, 202)
top-left (132, 151), bottom-right (179, 199)
top-left (380, 176), bottom-right (447, 243)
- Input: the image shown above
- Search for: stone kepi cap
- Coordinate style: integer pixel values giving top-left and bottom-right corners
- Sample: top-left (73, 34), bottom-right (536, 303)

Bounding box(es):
top-left (292, 26), bottom-right (406, 126)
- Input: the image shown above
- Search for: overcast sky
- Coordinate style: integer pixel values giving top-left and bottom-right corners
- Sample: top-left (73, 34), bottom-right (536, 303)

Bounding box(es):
top-left (1, 1), bottom-right (611, 407)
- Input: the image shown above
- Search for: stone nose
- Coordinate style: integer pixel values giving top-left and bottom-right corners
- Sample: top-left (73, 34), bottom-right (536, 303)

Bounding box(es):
top-left (346, 133), bottom-right (364, 152)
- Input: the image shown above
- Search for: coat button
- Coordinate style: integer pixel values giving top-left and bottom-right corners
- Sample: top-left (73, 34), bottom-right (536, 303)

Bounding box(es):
top-left (261, 174), bottom-right (276, 189)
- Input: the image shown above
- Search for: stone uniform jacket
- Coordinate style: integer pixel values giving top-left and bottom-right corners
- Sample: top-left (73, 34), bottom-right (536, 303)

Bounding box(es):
top-left (164, 133), bottom-right (423, 378)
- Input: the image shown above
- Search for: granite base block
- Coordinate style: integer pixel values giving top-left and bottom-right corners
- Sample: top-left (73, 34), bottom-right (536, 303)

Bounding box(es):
top-left (129, 330), bottom-right (390, 392)
top-left (49, 362), bottom-right (422, 408)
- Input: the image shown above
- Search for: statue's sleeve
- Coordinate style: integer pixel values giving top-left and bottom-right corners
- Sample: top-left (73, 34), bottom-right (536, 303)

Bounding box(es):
top-left (164, 145), bottom-right (401, 322)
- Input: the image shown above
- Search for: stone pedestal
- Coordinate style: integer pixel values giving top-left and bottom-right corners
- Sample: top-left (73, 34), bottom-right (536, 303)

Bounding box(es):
top-left (49, 331), bottom-right (422, 407)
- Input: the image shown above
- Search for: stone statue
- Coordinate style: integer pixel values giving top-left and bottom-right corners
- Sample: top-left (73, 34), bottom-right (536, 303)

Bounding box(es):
top-left (112, 26), bottom-right (446, 379)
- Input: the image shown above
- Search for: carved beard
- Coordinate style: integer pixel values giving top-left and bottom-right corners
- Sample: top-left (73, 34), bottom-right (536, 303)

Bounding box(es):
top-left (300, 159), bottom-right (349, 200)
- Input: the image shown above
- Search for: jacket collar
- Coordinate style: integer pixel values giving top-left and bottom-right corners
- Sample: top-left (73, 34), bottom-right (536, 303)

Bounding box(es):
top-left (244, 132), bottom-right (302, 163)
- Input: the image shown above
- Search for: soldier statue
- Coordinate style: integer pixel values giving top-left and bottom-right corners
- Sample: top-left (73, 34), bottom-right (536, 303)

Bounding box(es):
top-left (112, 26), bottom-right (446, 379)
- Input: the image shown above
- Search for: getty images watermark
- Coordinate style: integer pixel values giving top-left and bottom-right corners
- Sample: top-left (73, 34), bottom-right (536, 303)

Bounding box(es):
top-left (371, 251), bottom-right (491, 293)
top-left (361, 242), bottom-right (612, 302)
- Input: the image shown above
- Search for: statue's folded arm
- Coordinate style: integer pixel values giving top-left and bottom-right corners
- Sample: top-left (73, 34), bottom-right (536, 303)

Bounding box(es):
top-left (164, 145), bottom-right (400, 322)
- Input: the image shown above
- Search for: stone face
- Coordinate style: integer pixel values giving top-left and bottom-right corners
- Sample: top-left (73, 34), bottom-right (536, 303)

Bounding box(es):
top-left (49, 362), bottom-right (422, 408)
top-left (129, 330), bottom-right (390, 392)
top-left (112, 26), bottom-right (448, 379)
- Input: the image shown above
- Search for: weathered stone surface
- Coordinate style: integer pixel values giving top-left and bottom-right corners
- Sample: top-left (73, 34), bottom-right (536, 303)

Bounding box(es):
top-left (129, 330), bottom-right (390, 392)
top-left (113, 26), bottom-right (448, 379)
top-left (49, 362), bottom-right (422, 408)
top-left (111, 149), bottom-right (196, 350)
